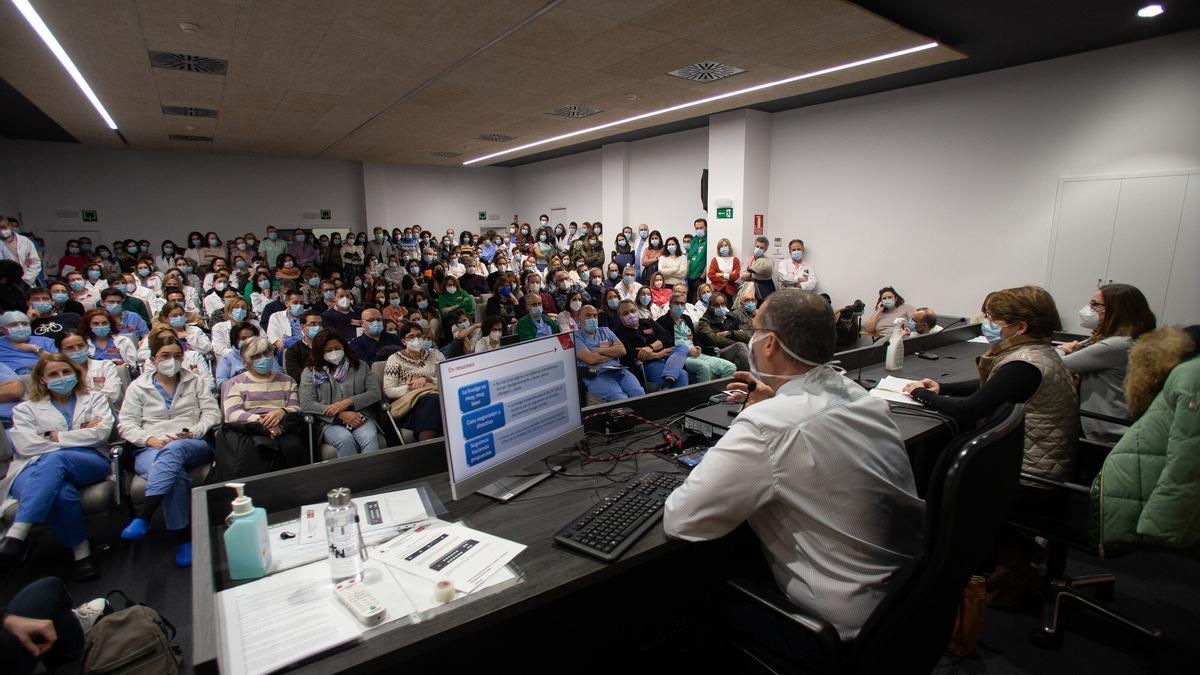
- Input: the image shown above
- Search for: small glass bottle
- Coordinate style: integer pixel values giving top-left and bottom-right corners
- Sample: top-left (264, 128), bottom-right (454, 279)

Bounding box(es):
top-left (325, 488), bottom-right (365, 583)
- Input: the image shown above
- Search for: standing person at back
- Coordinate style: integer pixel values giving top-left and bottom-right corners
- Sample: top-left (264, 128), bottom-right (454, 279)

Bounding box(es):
top-left (664, 289), bottom-right (924, 639)
top-left (685, 218), bottom-right (708, 301)
top-left (259, 227), bottom-right (286, 270)
top-left (0, 217), bottom-right (42, 287)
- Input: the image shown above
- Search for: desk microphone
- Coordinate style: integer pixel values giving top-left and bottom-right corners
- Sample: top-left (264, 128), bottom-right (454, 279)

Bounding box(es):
top-left (727, 376), bottom-right (758, 416)
top-left (913, 317), bottom-right (968, 360)
top-left (854, 335), bottom-right (888, 389)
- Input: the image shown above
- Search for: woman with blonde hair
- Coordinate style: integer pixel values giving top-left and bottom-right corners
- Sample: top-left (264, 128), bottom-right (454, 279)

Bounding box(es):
top-left (0, 353), bottom-right (114, 580)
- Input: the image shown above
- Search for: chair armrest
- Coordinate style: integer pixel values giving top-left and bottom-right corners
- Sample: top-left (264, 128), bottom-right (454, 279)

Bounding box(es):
top-left (724, 578), bottom-right (842, 652)
top-left (1020, 472), bottom-right (1090, 495)
top-left (303, 414), bottom-right (314, 425)
top-left (1079, 409), bottom-right (1131, 427)
top-left (109, 442), bottom-right (125, 507)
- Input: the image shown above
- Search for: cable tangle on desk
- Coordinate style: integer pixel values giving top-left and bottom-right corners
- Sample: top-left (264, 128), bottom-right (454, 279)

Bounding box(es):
top-left (576, 408), bottom-right (684, 463)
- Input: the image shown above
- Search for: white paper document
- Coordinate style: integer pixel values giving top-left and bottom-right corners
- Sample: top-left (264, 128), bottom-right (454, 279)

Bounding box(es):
top-left (968, 335), bottom-right (990, 344)
top-left (869, 375), bottom-right (922, 405)
top-left (375, 520), bottom-right (526, 594)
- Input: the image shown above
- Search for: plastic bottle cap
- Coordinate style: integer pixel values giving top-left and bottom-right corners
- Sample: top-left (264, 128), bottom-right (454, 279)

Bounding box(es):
top-left (226, 482), bottom-right (253, 516)
top-left (327, 487), bottom-right (352, 507)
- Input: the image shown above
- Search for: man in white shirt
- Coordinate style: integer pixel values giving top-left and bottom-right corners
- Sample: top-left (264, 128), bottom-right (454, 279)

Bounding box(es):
top-left (0, 217), bottom-right (42, 286)
top-left (663, 289), bottom-right (924, 639)
top-left (775, 238), bottom-right (817, 291)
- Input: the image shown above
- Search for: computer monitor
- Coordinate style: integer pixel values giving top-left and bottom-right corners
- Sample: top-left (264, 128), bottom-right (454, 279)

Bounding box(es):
top-left (438, 332), bottom-right (584, 501)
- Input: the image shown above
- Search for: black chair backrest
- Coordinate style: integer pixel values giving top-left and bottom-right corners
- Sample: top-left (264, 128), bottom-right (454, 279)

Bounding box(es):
top-left (853, 403), bottom-right (1026, 673)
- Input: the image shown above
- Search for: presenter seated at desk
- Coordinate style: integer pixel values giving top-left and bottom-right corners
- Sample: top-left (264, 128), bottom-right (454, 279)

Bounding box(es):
top-left (864, 286), bottom-right (915, 337)
top-left (382, 322), bottom-right (443, 441)
top-left (663, 289), bottom-right (924, 639)
top-left (300, 331), bottom-right (382, 458)
top-left (515, 293), bottom-right (559, 342)
top-left (611, 300), bottom-right (689, 390)
top-left (117, 331), bottom-right (220, 568)
top-left (904, 285), bottom-right (1078, 502)
top-left (574, 304), bottom-right (645, 403)
top-left (902, 307), bottom-right (941, 336)
top-left (0, 354), bottom-right (114, 581)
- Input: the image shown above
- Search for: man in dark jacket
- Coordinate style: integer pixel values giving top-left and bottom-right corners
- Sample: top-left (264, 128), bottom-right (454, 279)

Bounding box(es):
top-left (610, 299), bottom-right (688, 391)
top-left (695, 293), bottom-right (751, 370)
top-left (655, 292), bottom-right (736, 382)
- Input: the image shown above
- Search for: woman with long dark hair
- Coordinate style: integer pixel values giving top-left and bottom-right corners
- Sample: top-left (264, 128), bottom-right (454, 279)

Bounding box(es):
top-left (299, 330), bottom-right (382, 458)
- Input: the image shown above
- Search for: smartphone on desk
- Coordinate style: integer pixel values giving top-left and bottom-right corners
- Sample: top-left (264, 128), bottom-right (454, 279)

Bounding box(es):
top-left (675, 447), bottom-right (708, 469)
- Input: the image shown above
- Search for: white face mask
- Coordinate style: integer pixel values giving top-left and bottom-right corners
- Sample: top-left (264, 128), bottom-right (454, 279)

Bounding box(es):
top-left (747, 331), bottom-right (828, 380)
top-left (1078, 304), bottom-right (1100, 330)
top-left (489, 330), bottom-right (502, 342)
top-left (336, 297), bottom-right (352, 309)
top-left (323, 350), bottom-right (345, 365)
top-left (156, 357), bottom-right (180, 377)
top-left (569, 300), bottom-right (582, 312)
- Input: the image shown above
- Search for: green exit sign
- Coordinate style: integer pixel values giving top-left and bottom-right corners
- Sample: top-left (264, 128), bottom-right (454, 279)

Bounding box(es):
top-left (81, 209), bottom-right (98, 222)
top-left (716, 207), bottom-right (733, 219)
top-left (320, 209), bottom-right (331, 220)
top-left (478, 211), bottom-right (487, 220)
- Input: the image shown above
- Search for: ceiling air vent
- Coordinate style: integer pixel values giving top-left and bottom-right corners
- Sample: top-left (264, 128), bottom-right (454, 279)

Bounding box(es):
top-left (161, 105), bottom-right (218, 118)
top-left (667, 61), bottom-right (745, 82)
top-left (429, 151), bottom-right (460, 158)
top-left (149, 50), bottom-right (228, 75)
top-left (168, 134), bottom-right (213, 142)
top-left (547, 105), bottom-right (602, 118)
top-left (478, 133), bottom-right (515, 142)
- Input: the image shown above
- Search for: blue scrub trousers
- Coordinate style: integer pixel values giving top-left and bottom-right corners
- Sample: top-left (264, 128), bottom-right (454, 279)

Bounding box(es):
top-left (584, 369), bottom-right (646, 402)
top-left (323, 418), bottom-right (381, 458)
top-left (9, 447), bottom-right (110, 548)
top-left (642, 343), bottom-right (691, 388)
top-left (133, 439), bottom-right (213, 531)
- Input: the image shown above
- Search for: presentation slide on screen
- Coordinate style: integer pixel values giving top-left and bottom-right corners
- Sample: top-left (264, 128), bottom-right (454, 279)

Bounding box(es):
top-left (439, 334), bottom-right (582, 483)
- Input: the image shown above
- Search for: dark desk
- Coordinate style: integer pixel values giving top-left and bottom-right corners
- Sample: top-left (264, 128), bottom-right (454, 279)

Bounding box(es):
top-left (192, 326), bottom-right (984, 673)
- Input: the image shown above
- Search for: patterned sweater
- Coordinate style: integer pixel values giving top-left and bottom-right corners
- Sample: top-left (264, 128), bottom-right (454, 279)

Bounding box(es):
top-left (222, 370), bottom-right (300, 423)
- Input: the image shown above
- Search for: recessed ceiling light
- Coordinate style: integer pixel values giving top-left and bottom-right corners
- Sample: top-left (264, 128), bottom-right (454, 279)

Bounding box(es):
top-left (1137, 4), bottom-right (1164, 18)
top-left (11, 0), bottom-right (118, 130)
top-left (179, 22), bottom-right (200, 33)
top-left (464, 42), bottom-right (938, 165)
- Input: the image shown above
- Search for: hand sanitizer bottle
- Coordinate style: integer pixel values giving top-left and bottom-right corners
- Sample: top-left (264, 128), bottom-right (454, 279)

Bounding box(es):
top-left (223, 482), bottom-right (271, 580)
top-left (325, 488), bottom-right (365, 583)
top-left (885, 318), bottom-right (905, 371)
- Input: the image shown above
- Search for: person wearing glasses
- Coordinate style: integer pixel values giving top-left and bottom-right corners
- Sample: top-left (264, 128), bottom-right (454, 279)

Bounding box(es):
top-left (117, 331), bottom-right (220, 568)
top-left (1057, 284), bottom-right (1156, 442)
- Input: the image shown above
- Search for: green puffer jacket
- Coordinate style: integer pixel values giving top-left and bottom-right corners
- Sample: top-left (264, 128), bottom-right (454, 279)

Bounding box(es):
top-left (1089, 355), bottom-right (1200, 556)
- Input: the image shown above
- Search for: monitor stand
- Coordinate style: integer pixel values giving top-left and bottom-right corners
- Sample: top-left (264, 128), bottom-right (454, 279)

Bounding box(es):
top-left (476, 464), bottom-right (562, 502)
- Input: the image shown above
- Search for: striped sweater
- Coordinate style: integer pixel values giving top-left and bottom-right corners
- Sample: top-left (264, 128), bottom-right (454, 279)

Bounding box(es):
top-left (222, 370), bottom-right (300, 423)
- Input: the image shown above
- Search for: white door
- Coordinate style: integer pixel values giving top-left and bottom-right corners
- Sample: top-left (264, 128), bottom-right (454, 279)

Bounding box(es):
top-left (1046, 179), bottom-right (1121, 332)
top-left (1163, 175), bottom-right (1200, 326)
top-left (1103, 174), bottom-right (1190, 318)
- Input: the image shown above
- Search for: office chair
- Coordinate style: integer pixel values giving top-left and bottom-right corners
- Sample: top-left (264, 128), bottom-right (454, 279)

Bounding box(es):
top-left (721, 403), bottom-right (1026, 674)
top-left (370, 360), bottom-right (414, 446)
top-left (1010, 409), bottom-right (1163, 647)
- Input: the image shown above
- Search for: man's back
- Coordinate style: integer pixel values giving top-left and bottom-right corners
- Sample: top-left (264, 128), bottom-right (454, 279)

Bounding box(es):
top-left (664, 366), bottom-right (924, 639)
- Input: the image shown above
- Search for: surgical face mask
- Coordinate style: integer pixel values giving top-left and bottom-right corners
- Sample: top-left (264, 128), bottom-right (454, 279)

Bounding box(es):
top-left (337, 297), bottom-right (352, 310)
top-left (181, 265), bottom-right (193, 274)
top-left (489, 330), bottom-right (502, 342)
top-left (31, 300), bottom-right (53, 313)
top-left (283, 261), bottom-right (295, 269)
top-left (162, 246), bottom-right (174, 256)
top-left (268, 232), bottom-right (278, 240)
top-left (906, 319), bottom-right (918, 333)
top-left (607, 298), bottom-right (620, 310)
top-left (621, 313), bottom-right (639, 328)
top-left (305, 325), bottom-right (322, 339)
top-left (695, 229), bottom-right (705, 238)
top-left (747, 331), bottom-right (828, 380)
top-left (754, 246), bottom-right (765, 257)
top-left (456, 320), bottom-right (470, 331)
top-left (791, 250), bottom-right (804, 262)
top-left (87, 270), bottom-right (101, 280)
top-left (528, 283), bottom-right (541, 294)
top-left (46, 375), bottom-right (79, 395)
top-left (617, 238), bottom-right (627, 247)
top-left (156, 357), bottom-right (180, 377)
top-left (1078, 304), bottom-right (1100, 330)
top-left (701, 292), bottom-right (712, 303)
top-left (258, 279), bottom-right (271, 290)
top-left (69, 280), bottom-right (86, 291)
top-left (366, 320), bottom-right (383, 335)
top-left (208, 238), bottom-right (219, 246)
top-left (530, 306), bottom-right (543, 318)
top-left (68, 246), bottom-right (81, 254)
top-left (407, 337), bottom-right (430, 351)
top-left (322, 290), bottom-right (335, 301)
top-left (0, 228), bottom-right (11, 239)
top-left (638, 295), bottom-right (651, 306)
top-left (128, 246), bottom-right (140, 254)
top-left (743, 301), bottom-right (757, 314)
top-left (389, 298), bottom-right (401, 307)
top-left (539, 234), bottom-right (548, 242)
top-left (590, 277), bottom-right (602, 287)
top-left (670, 305), bottom-right (684, 317)
top-left (980, 319), bottom-right (1006, 345)
top-left (92, 324), bottom-right (112, 338)
top-left (623, 274), bottom-right (635, 285)
top-left (137, 268), bottom-right (151, 277)
top-left (105, 302), bottom-right (123, 315)
top-left (584, 318), bottom-right (599, 332)
top-left (409, 267), bottom-right (420, 275)
top-left (7, 325), bottom-right (31, 341)
top-left (307, 277), bottom-right (320, 287)
top-left (417, 300), bottom-right (429, 310)
top-left (639, 229), bottom-right (648, 239)
top-left (290, 303), bottom-right (304, 316)
top-left (445, 285), bottom-right (457, 293)
top-left (236, 260), bottom-right (247, 269)
top-left (667, 244), bottom-right (677, 254)
top-left (569, 300), bottom-right (582, 312)
top-left (715, 306), bottom-right (729, 318)
top-left (252, 356), bottom-right (275, 374)
top-left (124, 283), bottom-right (138, 294)
top-left (231, 307), bottom-right (248, 321)
top-left (323, 350), bottom-right (344, 365)
top-left (653, 280), bottom-right (664, 289)
top-left (332, 238), bottom-right (342, 245)
top-left (719, 246), bottom-right (730, 256)
top-left (650, 238), bottom-right (661, 247)
top-left (169, 315), bottom-right (187, 329)
top-left (191, 238), bottom-right (203, 246)
top-left (66, 348), bottom-right (90, 364)
top-left (881, 298), bottom-right (895, 310)
top-left (295, 234), bottom-right (305, 242)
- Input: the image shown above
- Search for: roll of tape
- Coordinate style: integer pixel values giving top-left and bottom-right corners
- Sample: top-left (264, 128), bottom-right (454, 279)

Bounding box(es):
top-left (433, 579), bottom-right (455, 604)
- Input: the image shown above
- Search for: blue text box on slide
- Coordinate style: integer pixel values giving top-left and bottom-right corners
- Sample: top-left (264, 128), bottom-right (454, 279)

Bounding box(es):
top-left (457, 381), bottom-right (491, 412)
top-left (464, 433), bottom-right (496, 467)
top-left (493, 361), bottom-right (565, 400)
top-left (490, 406), bottom-right (571, 454)
top-left (506, 384), bottom-right (568, 422)
top-left (461, 402), bottom-right (505, 440)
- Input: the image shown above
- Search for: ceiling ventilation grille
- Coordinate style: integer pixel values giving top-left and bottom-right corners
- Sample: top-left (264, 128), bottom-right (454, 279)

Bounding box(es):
top-left (429, 151), bottom-right (460, 158)
top-left (149, 50), bottom-right (228, 75)
top-left (161, 105), bottom-right (218, 118)
top-left (168, 134), bottom-right (213, 142)
top-left (547, 105), bottom-right (602, 118)
top-left (478, 133), bottom-right (515, 142)
top-left (667, 61), bottom-right (745, 82)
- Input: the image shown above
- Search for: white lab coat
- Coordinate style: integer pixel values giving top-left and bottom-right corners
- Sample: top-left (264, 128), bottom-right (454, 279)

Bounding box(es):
top-left (136, 325), bottom-right (211, 362)
top-left (774, 258), bottom-right (818, 291)
top-left (83, 358), bottom-right (122, 406)
top-left (0, 234), bottom-right (43, 286)
top-left (1, 392), bottom-right (114, 513)
top-left (663, 366), bottom-right (925, 639)
top-left (88, 334), bottom-right (139, 365)
top-left (266, 311), bottom-right (300, 347)
top-left (117, 369), bottom-right (221, 447)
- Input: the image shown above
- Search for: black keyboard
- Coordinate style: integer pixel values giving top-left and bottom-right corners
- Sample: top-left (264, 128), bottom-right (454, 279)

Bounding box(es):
top-left (553, 472), bottom-right (684, 562)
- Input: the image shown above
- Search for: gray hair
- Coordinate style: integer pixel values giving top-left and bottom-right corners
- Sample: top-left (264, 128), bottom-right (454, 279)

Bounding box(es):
top-left (239, 335), bottom-right (272, 363)
top-left (760, 290), bottom-right (835, 365)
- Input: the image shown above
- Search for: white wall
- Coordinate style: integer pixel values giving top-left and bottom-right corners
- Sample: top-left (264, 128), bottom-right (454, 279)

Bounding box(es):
top-left (512, 149), bottom-right (602, 226)
top-left (0, 139), bottom-right (367, 246)
top-left (768, 30), bottom-right (1200, 318)
top-left (362, 162), bottom-right (513, 235)
top-left (627, 127), bottom-right (708, 230)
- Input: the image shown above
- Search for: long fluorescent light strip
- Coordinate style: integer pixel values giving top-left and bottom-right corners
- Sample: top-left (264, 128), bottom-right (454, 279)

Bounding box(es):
top-left (464, 42), bottom-right (938, 165)
top-left (11, 0), bottom-right (118, 130)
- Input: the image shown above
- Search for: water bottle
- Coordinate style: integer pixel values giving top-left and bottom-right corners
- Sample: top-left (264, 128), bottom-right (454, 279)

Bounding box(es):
top-left (325, 488), bottom-right (365, 583)
top-left (884, 318), bottom-right (905, 371)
